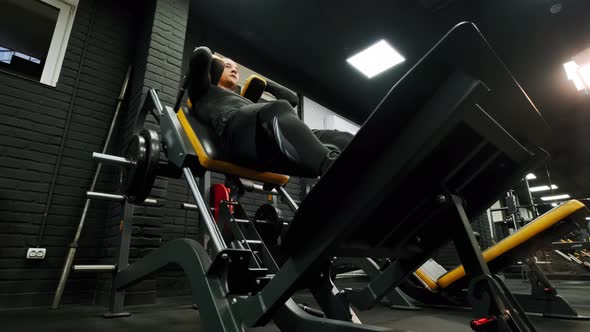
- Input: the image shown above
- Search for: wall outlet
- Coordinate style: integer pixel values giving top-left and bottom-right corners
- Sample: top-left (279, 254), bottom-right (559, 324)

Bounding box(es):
top-left (26, 248), bottom-right (47, 260)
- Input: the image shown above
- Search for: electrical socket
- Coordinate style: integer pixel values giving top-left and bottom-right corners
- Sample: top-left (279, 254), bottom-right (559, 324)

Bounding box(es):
top-left (26, 248), bottom-right (47, 260)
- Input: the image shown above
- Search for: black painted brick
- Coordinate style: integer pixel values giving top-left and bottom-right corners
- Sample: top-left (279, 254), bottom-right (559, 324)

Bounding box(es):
top-left (0, 0), bottom-right (139, 309)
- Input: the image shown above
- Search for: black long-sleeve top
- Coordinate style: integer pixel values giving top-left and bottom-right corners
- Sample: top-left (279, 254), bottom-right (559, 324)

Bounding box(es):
top-left (265, 81), bottom-right (299, 108)
top-left (190, 84), bottom-right (251, 136)
top-left (191, 80), bottom-right (298, 138)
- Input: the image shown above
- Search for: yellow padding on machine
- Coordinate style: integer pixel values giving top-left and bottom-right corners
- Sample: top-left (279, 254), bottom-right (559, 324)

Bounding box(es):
top-left (436, 200), bottom-right (586, 289)
top-left (415, 269), bottom-right (439, 290)
top-left (177, 108), bottom-right (289, 186)
top-left (242, 75), bottom-right (267, 96)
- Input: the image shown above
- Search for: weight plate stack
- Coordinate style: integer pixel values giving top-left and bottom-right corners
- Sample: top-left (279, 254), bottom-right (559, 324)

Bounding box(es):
top-left (253, 204), bottom-right (284, 246)
top-left (121, 133), bottom-right (147, 199)
top-left (122, 129), bottom-right (161, 203)
top-left (138, 128), bottom-right (161, 203)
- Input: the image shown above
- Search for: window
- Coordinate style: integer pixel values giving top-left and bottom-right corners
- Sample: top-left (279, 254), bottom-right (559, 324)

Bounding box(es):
top-left (0, 0), bottom-right (78, 86)
top-left (303, 97), bottom-right (359, 134)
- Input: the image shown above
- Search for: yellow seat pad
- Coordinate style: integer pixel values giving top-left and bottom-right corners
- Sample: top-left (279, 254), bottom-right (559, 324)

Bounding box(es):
top-left (177, 109), bottom-right (289, 186)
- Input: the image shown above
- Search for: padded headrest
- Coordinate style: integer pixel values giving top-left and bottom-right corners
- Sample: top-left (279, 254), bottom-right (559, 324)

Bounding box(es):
top-left (241, 75), bottom-right (267, 103)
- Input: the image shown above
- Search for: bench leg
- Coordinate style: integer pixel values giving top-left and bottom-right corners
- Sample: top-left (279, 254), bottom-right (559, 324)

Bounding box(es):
top-left (309, 264), bottom-right (362, 322)
top-left (337, 257), bottom-right (420, 310)
top-left (114, 239), bottom-right (244, 332)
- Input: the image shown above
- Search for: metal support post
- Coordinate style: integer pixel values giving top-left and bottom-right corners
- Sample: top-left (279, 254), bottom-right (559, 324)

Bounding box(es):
top-left (197, 171), bottom-right (211, 246)
top-left (104, 202), bottom-right (134, 318)
top-left (278, 186), bottom-right (299, 212)
top-left (184, 167), bottom-right (226, 254)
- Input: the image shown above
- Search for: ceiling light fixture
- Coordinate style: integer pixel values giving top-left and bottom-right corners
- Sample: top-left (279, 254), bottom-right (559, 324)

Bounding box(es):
top-left (347, 40), bottom-right (405, 78)
top-left (564, 48), bottom-right (590, 92)
top-left (540, 194), bottom-right (571, 201)
top-left (529, 184), bottom-right (558, 192)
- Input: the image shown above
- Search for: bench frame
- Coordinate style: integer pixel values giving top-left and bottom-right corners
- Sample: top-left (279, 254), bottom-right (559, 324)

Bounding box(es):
top-left (103, 88), bottom-right (393, 332)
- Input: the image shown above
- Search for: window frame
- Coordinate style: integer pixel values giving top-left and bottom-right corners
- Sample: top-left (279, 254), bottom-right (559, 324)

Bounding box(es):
top-left (39, 0), bottom-right (78, 86)
top-left (0, 0), bottom-right (79, 86)
top-left (302, 97), bottom-right (360, 134)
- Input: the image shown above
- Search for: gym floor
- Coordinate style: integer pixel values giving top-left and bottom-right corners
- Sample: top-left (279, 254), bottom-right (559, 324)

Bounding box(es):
top-left (1, 280), bottom-right (590, 332)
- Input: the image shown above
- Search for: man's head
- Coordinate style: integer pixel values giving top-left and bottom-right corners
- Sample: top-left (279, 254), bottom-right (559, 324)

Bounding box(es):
top-left (216, 56), bottom-right (240, 91)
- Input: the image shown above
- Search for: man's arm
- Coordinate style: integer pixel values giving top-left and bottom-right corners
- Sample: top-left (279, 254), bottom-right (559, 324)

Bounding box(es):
top-left (266, 80), bottom-right (299, 108)
top-left (211, 55), bottom-right (225, 85)
top-left (188, 47), bottom-right (214, 102)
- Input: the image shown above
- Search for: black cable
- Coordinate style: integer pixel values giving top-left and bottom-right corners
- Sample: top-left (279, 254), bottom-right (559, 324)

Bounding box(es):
top-left (37, 0), bottom-right (97, 247)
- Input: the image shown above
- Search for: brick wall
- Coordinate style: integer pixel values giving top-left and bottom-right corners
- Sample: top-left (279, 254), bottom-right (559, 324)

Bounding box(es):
top-left (0, 0), bottom-right (139, 308)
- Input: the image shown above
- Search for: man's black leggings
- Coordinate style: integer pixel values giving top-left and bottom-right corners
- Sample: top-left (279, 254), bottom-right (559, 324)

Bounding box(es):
top-left (224, 100), bottom-right (353, 177)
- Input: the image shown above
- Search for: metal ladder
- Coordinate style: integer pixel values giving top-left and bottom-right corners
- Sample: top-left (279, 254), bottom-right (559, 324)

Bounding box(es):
top-left (49, 67), bottom-right (157, 309)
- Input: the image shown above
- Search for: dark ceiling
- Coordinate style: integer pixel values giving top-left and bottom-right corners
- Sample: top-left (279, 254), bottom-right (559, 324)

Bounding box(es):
top-left (189, 0), bottom-right (590, 200)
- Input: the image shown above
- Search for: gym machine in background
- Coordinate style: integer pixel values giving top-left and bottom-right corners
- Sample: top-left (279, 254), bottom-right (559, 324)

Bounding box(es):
top-left (487, 177), bottom-right (590, 277)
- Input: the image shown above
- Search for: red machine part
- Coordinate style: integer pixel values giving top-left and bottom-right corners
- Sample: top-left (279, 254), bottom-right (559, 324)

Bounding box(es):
top-left (210, 184), bottom-right (231, 221)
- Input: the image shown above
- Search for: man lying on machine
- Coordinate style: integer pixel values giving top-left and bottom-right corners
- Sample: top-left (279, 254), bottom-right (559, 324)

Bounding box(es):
top-left (187, 46), bottom-right (353, 178)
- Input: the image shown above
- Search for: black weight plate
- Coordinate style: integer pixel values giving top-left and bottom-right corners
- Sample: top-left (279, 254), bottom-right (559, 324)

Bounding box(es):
top-left (132, 128), bottom-right (161, 203)
top-left (253, 204), bottom-right (283, 246)
top-left (121, 134), bottom-right (147, 198)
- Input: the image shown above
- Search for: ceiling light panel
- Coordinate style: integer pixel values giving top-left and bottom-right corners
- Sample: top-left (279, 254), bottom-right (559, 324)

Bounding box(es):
top-left (540, 194), bottom-right (571, 201)
top-left (347, 40), bottom-right (405, 78)
top-left (529, 185), bottom-right (558, 192)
